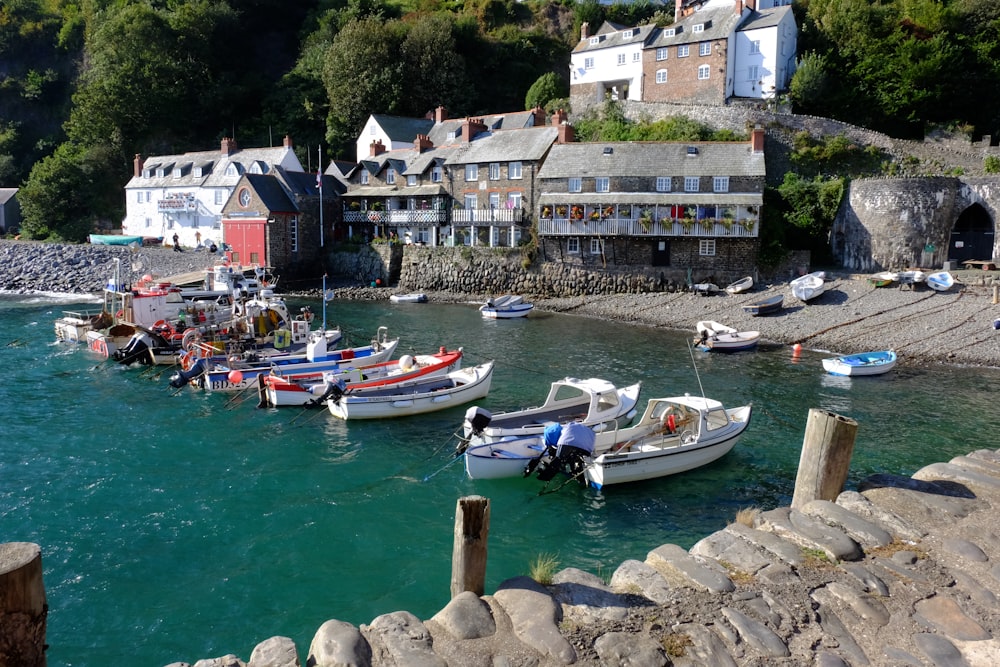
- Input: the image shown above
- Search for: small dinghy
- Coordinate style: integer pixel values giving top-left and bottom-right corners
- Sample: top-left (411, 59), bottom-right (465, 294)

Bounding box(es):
top-left (389, 293), bottom-right (428, 303)
top-left (742, 294), bottom-right (783, 316)
top-left (724, 276), bottom-right (754, 294)
top-left (926, 271), bottom-right (954, 292)
top-left (822, 350), bottom-right (897, 376)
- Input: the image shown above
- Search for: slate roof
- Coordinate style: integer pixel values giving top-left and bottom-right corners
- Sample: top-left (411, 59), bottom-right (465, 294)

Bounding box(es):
top-left (739, 5), bottom-right (792, 32)
top-left (427, 111), bottom-right (539, 147)
top-left (444, 127), bottom-right (560, 166)
top-left (537, 141), bottom-right (765, 179)
top-left (572, 22), bottom-right (659, 54)
top-left (372, 115), bottom-right (434, 143)
top-left (125, 145), bottom-right (296, 190)
top-left (245, 174), bottom-right (297, 213)
top-left (653, 5), bottom-right (742, 47)
top-left (0, 188), bottom-right (17, 205)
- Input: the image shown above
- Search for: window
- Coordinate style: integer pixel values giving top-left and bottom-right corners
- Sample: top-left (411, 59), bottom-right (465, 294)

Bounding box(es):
top-left (595, 177), bottom-right (610, 193)
top-left (568, 177), bottom-right (582, 193)
top-left (489, 192), bottom-right (500, 210)
top-left (361, 170), bottom-right (369, 185)
top-left (750, 40), bottom-right (760, 55)
top-left (465, 164), bottom-right (478, 181)
top-left (431, 165), bottom-right (442, 182)
top-left (225, 164), bottom-right (237, 176)
top-left (568, 237), bottom-right (580, 253)
top-left (489, 163), bottom-right (500, 180)
top-left (464, 194), bottom-right (477, 210)
top-left (173, 167), bottom-right (183, 178)
top-left (407, 174), bottom-right (417, 186)
top-left (656, 47), bottom-right (668, 61)
top-left (584, 57), bottom-right (594, 69)
top-left (698, 65), bottom-right (710, 80)
top-left (713, 176), bottom-right (729, 193)
top-left (699, 42), bottom-right (711, 56)
top-left (685, 177), bottom-right (700, 192)
top-left (386, 168), bottom-right (396, 184)
top-left (214, 190), bottom-right (223, 205)
top-left (589, 36), bottom-right (600, 45)
top-left (655, 69), bottom-right (668, 84)
top-left (144, 217), bottom-right (151, 229)
top-left (146, 191), bottom-right (151, 202)
top-left (678, 45), bottom-right (689, 58)
top-left (633, 52), bottom-right (640, 63)
top-left (370, 124), bottom-right (377, 135)
top-left (590, 238), bottom-right (602, 254)
top-left (617, 53), bottom-right (626, 66)
top-left (699, 239), bottom-right (716, 256)
top-left (622, 29), bottom-right (633, 39)
top-left (136, 191), bottom-right (142, 203)
top-left (748, 65), bottom-right (759, 81)
top-left (656, 176), bottom-right (671, 192)
top-left (693, 24), bottom-right (704, 33)
top-left (507, 191), bottom-right (522, 209)
top-left (508, 161), bottom-right (522, 179)
top-left (193, 166), bottom-right (203, 178)
top-left (664, 28), bottom-right (675, 37)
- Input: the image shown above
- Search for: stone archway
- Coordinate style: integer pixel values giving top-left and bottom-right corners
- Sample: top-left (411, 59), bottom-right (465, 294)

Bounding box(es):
top-left (949, 202), bottom-right (995, 263)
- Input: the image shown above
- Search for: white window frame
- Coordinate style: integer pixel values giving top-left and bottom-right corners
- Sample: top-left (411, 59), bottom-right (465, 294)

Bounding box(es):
top-left (684, 176), bottom-right (700, 192)
top-left (464, 194), bottom-right (477, 210)
top-left (507, 191), bottom-right (522, 209)
top-left (584, 57), bottom-right (594, 69)
top-left (508, 161), bottom-right (522, 179)
top-left (664, 28), bottom-right (675, 37)
top-left (622, 29), bottom-right (633, 39)
top-left (698, 65), bottom-right (710, 80)
top-left (290, 216), bottom-right (299, 252)
top-left (146, 191), bottom-right (151, 202)
top-left (595, 177), bottom-right (610, 193)
top-left (748, 65), bottom-right (759, 82)
top-left (431, 165), bottom-right (442, 182)
top-left (489, 192), bottom-right (501, 210)
top-left (699, 239), bottom-right (716, 256)
top-left (465, 164), bottom-right (478, 181)
top-left (361, 170), bottom-right (369, 185)
top-left (214, 190), bottom-right (223, 205)
top-left (678, 45), bottom-right (689, 58)
top-left (713, 176), bottom-right (730, 193)
top-left (489, 162), bottom-right (500, 180)
top-left (567, 237), bottom-right (580, 254)
top-left (144, 217), bottom-right (151, 228)
top-left (632, 52), bottom-right (640, 63)
top-left (656, 47), bottom-right (668, 61)
top-left (699, 42), bottom-right (711, 56)
top-left (655, 69), bottom-right (667, 84)
top-left (589, 36), bottom-right (600, 45)
top-left (407, 174), bottom-right (417, 186)
top-left (590, 238), bottom-right (602, 254)
top-left (617, 53), bottom-right (626, 66)
top-left (656, 176), bottom-right (671, 192)
top-left (568, 177), bottom-right (582, 193)
top-left (750, 40), bottom-right (760, 55)
top-left (386, 168), bottom-right (396, 185)
top-left (693, 24), bottom-right (704, 33)
top-left (136, 191), bottom-right (142, 203)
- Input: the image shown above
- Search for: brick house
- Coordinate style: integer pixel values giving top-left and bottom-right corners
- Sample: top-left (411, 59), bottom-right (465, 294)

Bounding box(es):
top-left (535, 127), bottom-right (766, 279)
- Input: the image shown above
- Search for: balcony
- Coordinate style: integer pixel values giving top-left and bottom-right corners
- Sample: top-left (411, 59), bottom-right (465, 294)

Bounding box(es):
top-left (537, 217), bottom-right (758, 238)
top-left (451, 208), bottom-right (525, 226)
top-left (157, 194), bottom-right (197, 213)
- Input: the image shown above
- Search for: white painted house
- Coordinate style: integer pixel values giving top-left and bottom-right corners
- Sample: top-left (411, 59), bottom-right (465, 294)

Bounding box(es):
top-left (355, 113), bottom-right (435, 163)
top-left (570, 21), bottom-right (656, 103)
top-left (122, 137), bottom-right (304, 248)
top-left (732, 3), bottom-right (797, 99)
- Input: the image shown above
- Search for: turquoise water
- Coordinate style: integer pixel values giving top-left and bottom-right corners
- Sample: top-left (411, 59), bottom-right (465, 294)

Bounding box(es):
top-left (3, 292), bottom-right (999, 666)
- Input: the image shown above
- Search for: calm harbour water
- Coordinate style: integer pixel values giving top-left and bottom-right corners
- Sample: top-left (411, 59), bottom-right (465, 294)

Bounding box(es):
top-left (3, 292), bottom-right (999, 666)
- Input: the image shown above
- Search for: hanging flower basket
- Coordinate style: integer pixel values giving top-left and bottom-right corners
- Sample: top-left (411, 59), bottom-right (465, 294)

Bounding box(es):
top-left (680, 218), bottom-right (696, 233)
top-left (541, 206), bottom-right (552, 219)
top-left (556, 205), bottom-right (568, 218)
top-left (699, 218), bottom-right (716, 231)
top-left (589, 210), bottom-right (601, 222)
top-left (741, 218), bottom-right (757, 232)
top-left (570, 206), bottom-right (584, 221)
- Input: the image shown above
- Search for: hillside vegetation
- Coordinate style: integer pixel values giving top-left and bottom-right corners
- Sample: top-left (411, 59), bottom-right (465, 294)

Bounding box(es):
top-left (2, 0), bottom-right (998, 242)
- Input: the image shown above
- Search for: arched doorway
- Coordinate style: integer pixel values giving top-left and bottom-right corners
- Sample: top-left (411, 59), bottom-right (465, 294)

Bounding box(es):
top-left (949, 203), bottom-right (995, 263)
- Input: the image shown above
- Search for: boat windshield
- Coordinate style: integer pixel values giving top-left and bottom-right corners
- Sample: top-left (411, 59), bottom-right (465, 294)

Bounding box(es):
top-left (705, 408), bottom-right (730, 432)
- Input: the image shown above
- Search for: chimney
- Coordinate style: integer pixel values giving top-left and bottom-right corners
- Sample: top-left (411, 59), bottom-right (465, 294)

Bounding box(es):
top-left (676, 0), bottom-right (683, 20)
top-left (221, 137), bottom-right (237, 157)
top-left (462, 118), bottom-right (487, 143)
top-left (581, 22), bottom-right (590, 40)
top-left (557, 122), bottom-right (575, 144)
top-left (370, 139), bottom-right (386, 157)
top-left (414, 134), bottom-right (433, 152)
top-left (531, 106), bottom-right (547, 127)
top-left (283, 135), bottom-right (293, 148)
top-left (435, 106), bottom-right (448, 123)
top-left (751, 126), bottom-right (765, 153)
top-left (133, 153), bottom-right (144, 178)
top-left (551, 109), bottom-right (568, 127)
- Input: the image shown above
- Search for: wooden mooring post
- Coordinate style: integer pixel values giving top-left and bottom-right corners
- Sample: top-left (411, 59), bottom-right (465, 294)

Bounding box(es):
top-left (791, 409), bottom-right (859, 510)
top-left (450, 496), bottom-right (490, 598)
top-left (0, 542), bottom-right (47, 667)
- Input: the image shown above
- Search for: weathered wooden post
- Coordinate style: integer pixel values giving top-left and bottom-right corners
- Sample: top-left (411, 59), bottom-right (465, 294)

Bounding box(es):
top-left (791, 409), bottom-right (859, 510)
top-left (992, 285), bottom-right (998, 305)
top-left (450, 496), bottom-right (490, 598)
top-left (0, 542), bottom-right (47, 667)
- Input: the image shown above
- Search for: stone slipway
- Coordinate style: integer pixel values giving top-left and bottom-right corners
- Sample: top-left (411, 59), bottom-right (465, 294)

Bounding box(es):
top-left (169, 447), bottom-right (1000, 667)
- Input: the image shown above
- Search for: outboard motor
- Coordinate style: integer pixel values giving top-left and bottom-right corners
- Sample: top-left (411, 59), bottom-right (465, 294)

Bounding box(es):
top-left (169, 358), bottom-right (207, 389)
top-left (534, 422), bottom-right (596, 484)
top-left (526, 423), bottom-right (563, 479)
top-left (306, 376), bottom-right (347, 407)
top-left (464, 406), bottom-right (493, 435)
top-left (114, 333), bottom-right (152, 366)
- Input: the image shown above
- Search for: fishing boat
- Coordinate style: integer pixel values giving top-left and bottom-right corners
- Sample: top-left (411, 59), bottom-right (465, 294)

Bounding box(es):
top-left (821, 350), bottom-right (897, 376)
top-left (389, 293), bottom-right (428, 304)
top-left (790, 271), bottom-right (827, 302)
top-left (325, 360), bottom-right (495, 420)
top-left (741, 294), bottom-right (783, 316)
top-left (867, 271), bottom-right (898, 288)
top-left (480, 295), bottom-right (533, 319)
top-left (926, 271), bottom-right (954, 292)
top-left (724, 276), bottom-right (754, 295)
top-left (460, 377), bottom-right (642, 447)
top-left (694, 321), bottom-right (760, 352)
top-left (258, 347), bottom-right (463, 407)
top-left (488, 395), bottom-right (751, 490)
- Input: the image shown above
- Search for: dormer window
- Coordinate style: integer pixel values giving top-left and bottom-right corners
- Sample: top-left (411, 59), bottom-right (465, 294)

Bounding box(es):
top-left (225, 163), bottom-right (241, 176)
top-left (622, 30), bottom-right (633, 39)
top-left (447, 130), bottom-right (457, 140)
top-left (664, 28), bottom-right (675, 37)
top-left (407, 174), bottom-right (417, 186)
top-left (693, 24), bottom-right (704, 33)
top-left (193, 166), bottom-right (202, 178)
top-left (386, 167), bottom-right (396, 184)
top-left (589, 36), bottom-right (600, 45)
top-left (173, 167), bottom-right (182, 178)
top-left (156, 168), bottom-right (166, 178)
top-left (249, 160), bottom-right (268, 175)
top-left (360, 170), bottom-right (369, 185)
top-left (142, 169), bottom-right (152, 178)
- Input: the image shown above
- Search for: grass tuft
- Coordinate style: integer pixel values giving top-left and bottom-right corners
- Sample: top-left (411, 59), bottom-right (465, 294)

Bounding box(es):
top-left (529, 552), bottom-right (560, 584)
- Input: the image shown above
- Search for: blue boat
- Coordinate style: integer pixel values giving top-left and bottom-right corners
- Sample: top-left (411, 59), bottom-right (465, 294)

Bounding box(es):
top-left (821, 350), bottom-right (897, 376)
top-left (89, 234), bottom-right (145, 246)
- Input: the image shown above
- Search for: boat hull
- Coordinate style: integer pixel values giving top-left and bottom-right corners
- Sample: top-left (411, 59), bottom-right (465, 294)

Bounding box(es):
top-left (587, 430), bottom-right (743, 489)
top-left (742, 295), bottom-right (783, 316)
top-left (926, 272), bottom-right (954, 292)
top-left (481, 303), bottom-right (533, 319)
top-left (821, 351), bottom-right (897, 376)
top-left (724, 276), bottom-right (753, 294)
top-left (699, 331), bottom-right (760, 352)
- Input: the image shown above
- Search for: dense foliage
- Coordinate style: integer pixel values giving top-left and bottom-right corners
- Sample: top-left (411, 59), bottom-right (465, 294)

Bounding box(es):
top-left (2, 0), bottom-right (999, 246)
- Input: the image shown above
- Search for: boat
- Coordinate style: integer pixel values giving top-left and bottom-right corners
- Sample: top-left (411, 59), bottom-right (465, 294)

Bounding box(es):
top-left (694, 321), bottom-right (760, 352)
top-left (724, 276), bottom-right (754, 295)
top-left (790, 271), bottom-right (827, 302)
top-left (691, 283), bottom-right (719, 296)
top-left (822, 350), bottom-right (897, 376)
top-left (88, 234), bottom-right (144, 246)
top-left (484, 294), bottom-right (523, 308)
top-left (897, 270), bottom-right (926, 286)
top-left (389, 293), bottom-right (428, 304)
top-left (480, 301), bottom-right (534, 319)
top-left (460, 377), bottom-right (642, 446)
top-left (741, 294), bottom-right (783, 316)
top-left (480, 395), bottom-right (751, 490)
top-left (325, 360), bottom-right (495, 420)
top-left (926, 271), bottom-right (954, 292)
top-left (867, 271), bottom-right (898, 288)
top-left (175, 327), bottom-right (396, 392)
top-left (258, 347), bottom-right (464, 407)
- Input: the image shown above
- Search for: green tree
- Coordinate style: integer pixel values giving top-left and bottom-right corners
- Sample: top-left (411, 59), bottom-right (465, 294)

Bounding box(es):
top-left (19, 143), bottom-right (97, 241)
top-left (524, 72), bottom-right (566, 111)
top-left (777, 172), bottom-right (845, 259)
top-left (399, 14), bottom-right (469, 117)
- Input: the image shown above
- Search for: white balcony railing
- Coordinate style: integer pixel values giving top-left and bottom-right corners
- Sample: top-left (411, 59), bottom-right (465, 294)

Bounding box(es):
top-left (537, 217), bottom-right (758, 238)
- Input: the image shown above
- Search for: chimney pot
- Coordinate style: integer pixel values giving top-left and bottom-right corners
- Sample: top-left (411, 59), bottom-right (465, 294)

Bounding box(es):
top-left (370, 140), bottom-right (386, 157)
top-left (133, 154), bottom-right (144, 178)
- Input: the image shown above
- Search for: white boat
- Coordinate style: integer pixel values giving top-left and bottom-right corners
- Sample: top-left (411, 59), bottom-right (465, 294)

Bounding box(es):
top-left (259, 348), bottom-right (463, 407)
top-left (389, 293), bottom-right (428, 303)
top-left (691, 282), bottom-right (719, 296)
top-left (460, 377), bottom-right (642, 446)
top-left (897, 270), bottom-right (926, 286)
top-left (471, 396), bottom-right (751, 490)
top-left (480, 302), bottom-right (534, 319)
top-left (724, 276), bottom-right (754, 294)
top-left (694, 321), bottom-right (760, 352)
top-left (867, 271), bottom-right (898, 288)
top-left (326, 360), bottom-right (495, 420)
top-left (822, 350), bottom-right (897, 376)
top-left (926, 271), bottom-right (954, 292)
top-left (791, 271), bottom-right (827, 302)
top-left (485, 294), bottom-right (523, 309)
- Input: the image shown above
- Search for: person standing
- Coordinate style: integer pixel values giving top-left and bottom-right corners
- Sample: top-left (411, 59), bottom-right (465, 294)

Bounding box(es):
top-left (172, 233), bottom-right (181, 252)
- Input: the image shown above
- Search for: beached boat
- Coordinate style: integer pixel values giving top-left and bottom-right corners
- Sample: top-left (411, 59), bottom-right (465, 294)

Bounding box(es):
top-left (692, 283), bottom-right (719, 296)
top-left (867, 271), bottom-right (898, 288)
top-left (460, 377), bottom-right (642, 447)
top-left (258, 347), bottom-right (463, 407)
top-left (897, 270), bottom-right (926, 286)
top-left (791, 271), bottom-right (827, 302)
top-left (325, 360), bottom-right (495, 420)
top-left (926, 271), bottom-right (954, 292)
top-left (724, 276), bottom-right (754, 294)
top-left (88, 234), bottom-right (144, 246)
top-left (480, 301), bottom-right (534, 319)
top-left (694, 321), bottom-right (760, 352)
top-left (741, 294), bottom-right (783, 316)
top-left (389, 293), bottom-right (428, 303)
top-left (822, 350), bottom-right (897, 376)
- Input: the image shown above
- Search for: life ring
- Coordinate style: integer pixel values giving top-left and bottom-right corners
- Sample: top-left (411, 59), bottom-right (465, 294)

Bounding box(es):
top-left (662, 412), bottom-right (677, 434)
top-left (181, 328), bottom-right (202, 352)
top-left (180, 350), bottom-right (196, 371)
top-left (115, 309), bottom-right (124, 320)
top-left (152, 319), bottom-right (174, 335)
